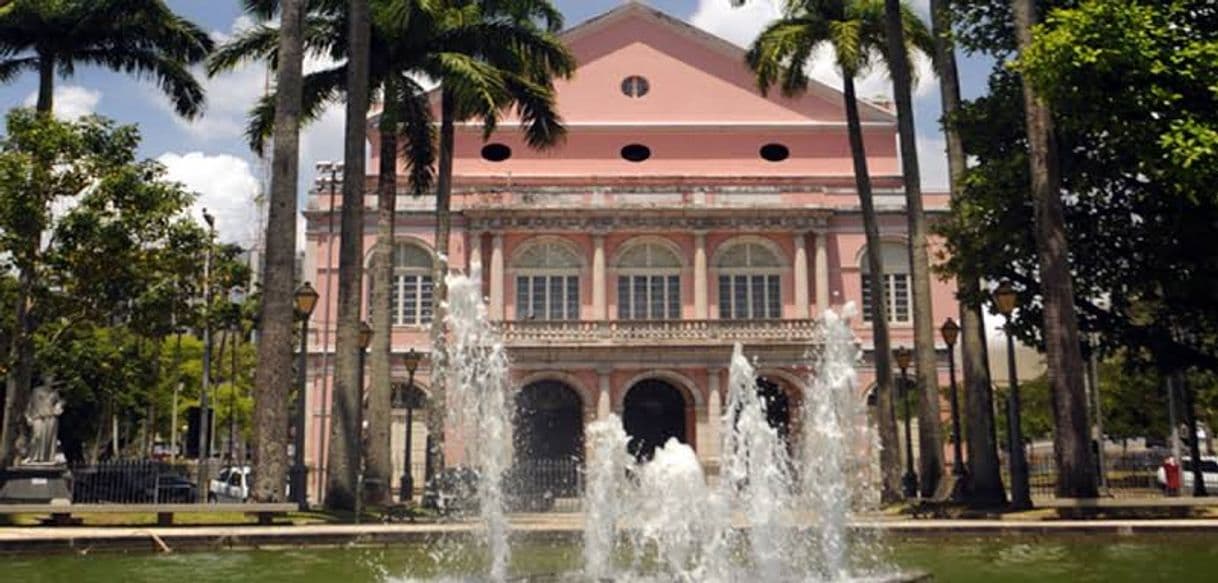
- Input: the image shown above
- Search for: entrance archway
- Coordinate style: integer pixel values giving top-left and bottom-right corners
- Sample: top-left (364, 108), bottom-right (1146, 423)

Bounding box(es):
top-left (514, 381), bottom-right (584, 462)
top-left (512, 381), bottom-right (584, 506)
top-left (623, 379), bottom-right (688, 460)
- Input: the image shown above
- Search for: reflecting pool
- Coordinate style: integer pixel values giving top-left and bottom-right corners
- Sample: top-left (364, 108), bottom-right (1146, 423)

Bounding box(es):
top-left (3, 534), bottom-right (1216, 582)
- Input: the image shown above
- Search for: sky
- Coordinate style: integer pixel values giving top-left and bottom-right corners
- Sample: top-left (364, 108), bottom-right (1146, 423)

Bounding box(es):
top-left (0, 0), bottom-right (995, 247)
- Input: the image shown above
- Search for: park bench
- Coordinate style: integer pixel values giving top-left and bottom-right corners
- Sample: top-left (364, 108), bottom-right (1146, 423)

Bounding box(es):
top-left (1041, 497), bottom-right (1218, 519)
top-left (0, 502), bottom-right (298, 526)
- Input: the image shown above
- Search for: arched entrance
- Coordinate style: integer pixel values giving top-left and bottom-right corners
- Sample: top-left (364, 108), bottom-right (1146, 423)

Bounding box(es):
top-left (514, 381), bottom-right (584, 462)
top-left (512, 381), bottom-right (584, 507)
top-left (623, 379), bottom-right (688, 460)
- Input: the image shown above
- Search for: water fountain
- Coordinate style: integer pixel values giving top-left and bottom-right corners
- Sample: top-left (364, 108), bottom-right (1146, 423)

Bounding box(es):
top-left (440, 276), bottom-right (905, 581)
top-left (443, 270), bottom-right (514, 580)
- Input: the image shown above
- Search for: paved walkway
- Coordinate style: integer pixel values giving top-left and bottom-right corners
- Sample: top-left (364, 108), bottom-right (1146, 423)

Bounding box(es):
top-left (2, 513), bottom-right (1218, 554)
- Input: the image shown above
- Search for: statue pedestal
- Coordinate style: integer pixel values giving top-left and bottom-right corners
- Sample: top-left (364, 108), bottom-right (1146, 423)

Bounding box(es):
top-left (0, 465), bottom-right (73, 504)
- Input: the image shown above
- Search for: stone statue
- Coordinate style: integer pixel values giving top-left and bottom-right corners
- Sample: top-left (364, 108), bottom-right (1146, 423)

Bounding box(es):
top-left (22, 376), bottom-right (65, 465)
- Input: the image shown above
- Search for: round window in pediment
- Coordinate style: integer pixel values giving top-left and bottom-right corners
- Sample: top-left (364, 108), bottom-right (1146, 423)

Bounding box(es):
top-left (481, 143), bottom-right (512, 162)
top-left (621, 75), bottom-right (650, 98)
top-left (621, 144), bottom-right (652, 162)
top-left (760, 143), bottom-right (791, 162)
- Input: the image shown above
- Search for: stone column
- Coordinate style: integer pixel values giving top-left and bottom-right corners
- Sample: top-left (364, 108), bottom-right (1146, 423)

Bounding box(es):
top-left (592, 234), bottom-right (607, 320)
top-left (793, 232), bottom-right (810, 319)
top-left (704, 369), bottom-right (722, 466)
top-left (694, 231), bottom-right (708, 319)
top-left (814, 231), bottom-right (830, 314)
top-left (469, 231), bottom-right (483, 274)
top-left (489, 232), bottom-right (505, 320)
top-left (597, 369), bottom-right (612, 419)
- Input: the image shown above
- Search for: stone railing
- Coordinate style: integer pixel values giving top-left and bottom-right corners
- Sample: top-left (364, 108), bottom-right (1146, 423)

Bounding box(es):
top-left (500, 319), bottom-right (821, 346)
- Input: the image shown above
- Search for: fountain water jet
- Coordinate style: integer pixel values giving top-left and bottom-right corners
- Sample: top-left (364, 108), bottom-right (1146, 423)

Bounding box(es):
top-left (443, 270), bottom-right (513, 580)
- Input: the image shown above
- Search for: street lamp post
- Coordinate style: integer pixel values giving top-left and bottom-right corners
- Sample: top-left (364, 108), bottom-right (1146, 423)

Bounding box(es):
top-left (355, 321), bottom-right (373, 523)
top-left (291, 282), bottom-right (319, 510)
top-left (895, 346), bottom-right (918, 499)
top-left (397, 349), bottom-right (422, 502)
top-left (197, 209), bottom-right (216, 495)
top-left (941, 318), bottom-right (965, 478)
top-left (994, 280), bottom-right (1032, 510)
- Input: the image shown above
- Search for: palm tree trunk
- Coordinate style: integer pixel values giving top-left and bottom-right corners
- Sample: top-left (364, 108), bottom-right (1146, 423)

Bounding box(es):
top-left (250, 0), bottom-right (305, 503)
top-left (884, 0), bottom-right (944, 498)
top-left (929, 0), bottom-right (1006, 507)
top-left (326, 0), bottom-right (372, 511)
top-left (843, 75), bottom-right (902, 504)
top-left (426, 89), bottom-right (456, 479)
top-left (36, 54), bottom-right (54, 113)
top-left (1011, 0), bottom-right (1096, 499)
top-left (365, 92), bottom-right (400, 506)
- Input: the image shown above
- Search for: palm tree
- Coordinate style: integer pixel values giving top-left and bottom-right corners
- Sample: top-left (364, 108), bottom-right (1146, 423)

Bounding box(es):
top-left (211, 0), bottom-right (570, 506)
top-left (325, 0), bottom-right (373, 512)
top-left (412, 0), bottom-right (573, 478)
top-left (0, 0), bottom-right (212, 467)
top-left (1010, 0), bottom-right (1096, 499)
top-left (748, 0), bottom-right (926, 503)
top-left (928, 0), bottom-right (1004, 507)
top-left (879, 0), bottom-right (942, 498)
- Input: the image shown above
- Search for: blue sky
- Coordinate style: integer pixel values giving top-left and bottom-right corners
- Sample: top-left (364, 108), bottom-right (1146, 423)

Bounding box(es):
top-left (0, 0), bottom-right (993, 247)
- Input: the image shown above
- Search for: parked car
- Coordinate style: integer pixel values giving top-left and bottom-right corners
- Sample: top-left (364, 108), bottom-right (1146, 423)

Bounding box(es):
top-left (209, 465), bottom-right (250, 502)
top-left (1156, 456), bottom-right (1218, 491)
top-left (142, 473), bottom-right (198, 503)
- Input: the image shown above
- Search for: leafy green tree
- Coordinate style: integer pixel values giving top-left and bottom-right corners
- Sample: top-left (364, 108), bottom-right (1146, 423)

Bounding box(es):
top-left (747, 0), bottom-right (925, 503)
top-left (0, 110), bottom-right (223, 465)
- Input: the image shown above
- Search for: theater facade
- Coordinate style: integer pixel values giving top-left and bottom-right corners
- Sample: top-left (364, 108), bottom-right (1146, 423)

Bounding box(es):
top-left (300, 3), bottom-right (957, 501)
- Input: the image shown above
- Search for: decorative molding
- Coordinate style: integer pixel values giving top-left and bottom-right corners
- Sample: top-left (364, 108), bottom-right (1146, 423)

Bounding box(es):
top-left (466, 211), bottom-right (830, 233)
top-left (500, 318), bottom-right (821, 347)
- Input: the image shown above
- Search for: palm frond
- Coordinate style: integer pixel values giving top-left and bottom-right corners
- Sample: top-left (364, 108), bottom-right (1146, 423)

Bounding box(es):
top-left (748, 18), bottom-right (824, 96)
top-left (393, 74), bottom-right (437, 196)
top-left (74, 47), bottom-right (206, 119)
top-left (245, 64), bottom-right (346, 152)
top-left (503, 72), bottom-right (563, 150)
top-left (0, 55), bottom-right (35, 84)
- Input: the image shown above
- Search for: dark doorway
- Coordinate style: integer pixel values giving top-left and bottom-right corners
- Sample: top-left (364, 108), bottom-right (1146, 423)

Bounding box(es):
top-left (514, 381), bottom-right (584, 462)
top-left (511, 381), bottom-right (584, 508)
top-left (757, 378), bottom-right (792, 441)
top-left (623, 379), bottom-right (688, 460)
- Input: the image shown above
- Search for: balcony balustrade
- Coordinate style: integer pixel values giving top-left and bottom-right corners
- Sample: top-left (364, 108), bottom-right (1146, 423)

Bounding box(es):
top-left (500, 318), bottom-right (821, 347)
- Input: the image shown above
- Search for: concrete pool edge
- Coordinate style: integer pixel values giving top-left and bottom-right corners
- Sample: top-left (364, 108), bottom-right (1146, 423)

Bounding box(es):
top-left (2, 518), bottom-right (1217, 556)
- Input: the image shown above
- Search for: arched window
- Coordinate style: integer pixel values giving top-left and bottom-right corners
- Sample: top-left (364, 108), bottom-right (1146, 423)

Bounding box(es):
top-left (514, 240), bottom-right (581, 321)
top-left (616, 241), bottom-right (682, 320)
top-left (716, 241), bottom-right (783, 319)
top-left (393, 243), bottom-right (434, 325)
top-left (860, 243), bottom-right (911, 324)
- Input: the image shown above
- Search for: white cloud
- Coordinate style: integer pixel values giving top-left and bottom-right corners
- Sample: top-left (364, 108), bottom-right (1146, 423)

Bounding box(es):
top-left (158, 152), bottom-right (262, 245)
top-left (159, 15), bottom-right (268, 143)
top-left (23, 85), bottom-right (101, 120)
top-left (689, 0), bottom-right (936, 100)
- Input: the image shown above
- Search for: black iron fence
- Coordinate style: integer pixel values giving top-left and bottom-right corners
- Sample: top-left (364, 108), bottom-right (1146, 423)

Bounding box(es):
top-left (68, 459), bottom-right (266, 505)
top-left (999, 450), bottom-right (1168, 499)
top-left (505, 459), bottom-right (583, 512)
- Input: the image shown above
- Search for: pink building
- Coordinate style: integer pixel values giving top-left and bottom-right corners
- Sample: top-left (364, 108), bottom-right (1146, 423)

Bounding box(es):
top-left (302, 3), bottom-right (957, 501)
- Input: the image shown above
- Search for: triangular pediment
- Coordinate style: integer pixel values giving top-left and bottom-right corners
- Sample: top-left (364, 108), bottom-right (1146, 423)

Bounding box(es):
top-left (541, 2), bottom-right (894, 127)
